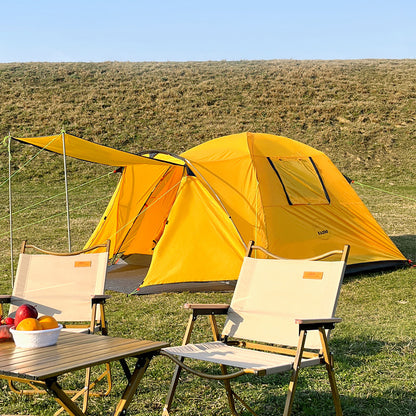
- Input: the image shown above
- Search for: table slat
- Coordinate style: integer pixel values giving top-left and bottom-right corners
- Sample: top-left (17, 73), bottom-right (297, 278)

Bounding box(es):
top-left (0, 332), bottom-right (168, 380)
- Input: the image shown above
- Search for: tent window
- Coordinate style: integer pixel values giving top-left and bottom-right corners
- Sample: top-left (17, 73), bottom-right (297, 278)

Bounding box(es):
top-left (267, 157), bottom-right (330, 205)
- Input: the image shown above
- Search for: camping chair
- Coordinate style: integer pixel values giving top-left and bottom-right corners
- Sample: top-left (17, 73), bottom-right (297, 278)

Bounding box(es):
top-left (161, 241), bottom-right (350, 416)
top-left (0, 240), bottom-right (112, 414)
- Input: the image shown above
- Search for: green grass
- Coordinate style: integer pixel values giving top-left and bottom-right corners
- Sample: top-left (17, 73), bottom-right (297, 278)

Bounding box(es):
top-left (0, 60), bottom-right (415, 415)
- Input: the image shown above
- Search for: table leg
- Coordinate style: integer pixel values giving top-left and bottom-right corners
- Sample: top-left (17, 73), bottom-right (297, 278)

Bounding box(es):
top-left (112, 354), bottom-right (153, 416)
top-left (45, 378), bottom-right (86, 416)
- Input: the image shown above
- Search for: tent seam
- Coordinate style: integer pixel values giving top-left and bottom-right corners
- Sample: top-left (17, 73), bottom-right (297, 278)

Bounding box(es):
top-left (246, 132), bottom-right (269, 250)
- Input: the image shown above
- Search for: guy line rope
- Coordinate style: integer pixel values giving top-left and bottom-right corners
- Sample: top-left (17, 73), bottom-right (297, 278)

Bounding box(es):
top-left (1, 134), bottom-right (114, 286)
top-left (352, 180), bottom-right (416, 203)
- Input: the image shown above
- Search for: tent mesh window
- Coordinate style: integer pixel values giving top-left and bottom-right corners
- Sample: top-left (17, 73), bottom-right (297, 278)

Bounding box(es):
top-left (267, 157), bottom-right (330, 205)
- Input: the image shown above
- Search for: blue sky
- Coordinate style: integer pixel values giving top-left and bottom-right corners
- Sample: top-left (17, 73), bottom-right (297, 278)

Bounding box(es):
top-left (1, 0), bottom-right (415, 62)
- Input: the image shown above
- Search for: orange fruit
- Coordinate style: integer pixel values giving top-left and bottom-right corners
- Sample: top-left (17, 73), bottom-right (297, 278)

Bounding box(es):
top-left (37, 315), bottom-right (59, 330)
top-left (16, 318), bottom-right (42, 331)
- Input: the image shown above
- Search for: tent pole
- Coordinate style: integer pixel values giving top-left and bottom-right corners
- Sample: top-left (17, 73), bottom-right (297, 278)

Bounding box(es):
top-left (62, 131), bottom-right (71, 252)
top-left (7, 134), bottom-right (14, 288)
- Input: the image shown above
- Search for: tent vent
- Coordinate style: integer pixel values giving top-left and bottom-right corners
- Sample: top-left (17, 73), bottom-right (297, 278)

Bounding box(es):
top-left (267, 157), bottom-right (330, 205)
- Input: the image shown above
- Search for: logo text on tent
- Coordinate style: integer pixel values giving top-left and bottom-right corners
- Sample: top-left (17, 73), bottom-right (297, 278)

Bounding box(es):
top-left (317, 230), bottom-right (329, 236)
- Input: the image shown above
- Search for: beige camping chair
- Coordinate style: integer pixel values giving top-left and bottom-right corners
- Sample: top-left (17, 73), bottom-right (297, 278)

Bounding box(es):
top-left (161, 241), bottom-right (350, 416)
top-left (0, 240), bottom-right (112, 414)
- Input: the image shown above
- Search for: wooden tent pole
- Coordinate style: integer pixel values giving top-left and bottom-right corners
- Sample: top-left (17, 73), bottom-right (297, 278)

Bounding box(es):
top-left (62, 131), bottom-right (71, 251)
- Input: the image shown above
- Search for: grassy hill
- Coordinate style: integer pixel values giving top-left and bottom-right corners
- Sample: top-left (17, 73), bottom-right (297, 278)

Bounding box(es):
top-left (0, 60), bottom-right (415, 415)
top-left (1, 60), bottom-right (416, 181)
top-left (1, 59), bottom-right (414, 250)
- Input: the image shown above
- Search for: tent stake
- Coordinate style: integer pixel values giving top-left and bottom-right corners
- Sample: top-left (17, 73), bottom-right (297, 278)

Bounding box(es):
top-left (62, 131), bottom-right (71, 251)
top-left (7, 134), bottom-right (14, 288)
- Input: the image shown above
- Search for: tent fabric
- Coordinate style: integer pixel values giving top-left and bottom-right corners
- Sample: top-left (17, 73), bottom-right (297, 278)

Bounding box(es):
top-left (181, 132), bottom-right (406, 265)
top-left (138, 176), bottom-right (246, 294)
top-left (85, 163), bottom-right (184, 259)
top-left (13, 134), bottom-right (167, 167)
top-left (12, 132), bottom-right (407, 294)
top-left (92, 132), bottom-right (406, 293)
top-left (182, 134), bottom-right (268, 249)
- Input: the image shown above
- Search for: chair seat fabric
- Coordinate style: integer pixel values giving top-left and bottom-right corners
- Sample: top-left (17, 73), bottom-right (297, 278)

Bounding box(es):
top-left (163, 342), bottom-right (321, 375)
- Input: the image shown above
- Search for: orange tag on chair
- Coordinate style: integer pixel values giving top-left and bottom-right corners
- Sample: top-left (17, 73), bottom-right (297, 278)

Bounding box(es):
top-left (303, 271), bottom-right (323, 280)
top-left (74, 261), bottom-right (92, 268)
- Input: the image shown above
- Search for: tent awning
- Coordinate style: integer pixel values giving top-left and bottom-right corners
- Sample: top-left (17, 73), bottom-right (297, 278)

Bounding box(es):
top-left (13, 134), bottom-right (171, 167)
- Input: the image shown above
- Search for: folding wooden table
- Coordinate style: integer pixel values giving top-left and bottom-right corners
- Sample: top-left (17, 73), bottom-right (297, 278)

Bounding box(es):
top-left (0, 331), bottom-right (168, 416)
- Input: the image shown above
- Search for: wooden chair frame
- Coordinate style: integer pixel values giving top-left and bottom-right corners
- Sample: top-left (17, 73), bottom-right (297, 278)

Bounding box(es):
top-left (162, 241), bottom-right (350, 416)
top-left (0, 240), bottom-right (112, 415)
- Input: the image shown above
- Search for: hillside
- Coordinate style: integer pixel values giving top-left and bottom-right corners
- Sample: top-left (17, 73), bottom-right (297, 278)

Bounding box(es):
top-left (0, 60), bottom-right (415, 416)
top-left (0, 60), bottom-right (415, 183)
top-left (0, 59), bottom-right (415, 254)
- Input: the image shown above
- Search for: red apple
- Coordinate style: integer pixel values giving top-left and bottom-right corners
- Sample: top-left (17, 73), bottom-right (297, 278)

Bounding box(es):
top-left (0, 324), bottom-right (12, 340)
top-left (4, 317), bottom-right (14, 326)
top-left (14, 304), bottom-right (38, 327)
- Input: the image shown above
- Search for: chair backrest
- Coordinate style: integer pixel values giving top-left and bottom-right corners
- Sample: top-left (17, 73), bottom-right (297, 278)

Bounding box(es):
top-left (9, 241), bottom-right (110, 322)
top-left (222, 244), bottom-right (349, 350)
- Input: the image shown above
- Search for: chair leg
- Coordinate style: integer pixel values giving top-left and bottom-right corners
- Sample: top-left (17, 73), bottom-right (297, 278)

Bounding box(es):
top-left (220, 365), bottom-right (240, 416)
top-left (229, 389), bottom-right (259, 416)
top-left (163, 314), bottom-right (197, 415)
top-left (208, 314), bottom-right (240, 416)
top-left (325, 360), bottom-right (342, 416)
top-left (319, 328), bottom-right (343, 416)
top-left (163, 362), bottom-right (183, 416)
top-left (220, 367), bottom-right (259, 416)
top-left (82, 367), bottom-right (91, 413)
top-left (99, 303), bottom-right (108, 335)
top-left (283, 329), bottom-right (307, 416)
top-left (102, 362), bottom-right (112, 395)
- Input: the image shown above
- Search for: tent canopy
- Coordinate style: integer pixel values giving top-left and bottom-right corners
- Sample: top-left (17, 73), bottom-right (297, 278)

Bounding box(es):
top-left (12, 132), bottom-right (407, 294)
top-left (13, 133), bottom-right (169, 167)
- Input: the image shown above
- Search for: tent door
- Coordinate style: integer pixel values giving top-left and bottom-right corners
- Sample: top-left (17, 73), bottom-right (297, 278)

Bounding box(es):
top-left (105, 254), bottom-right (152, 294)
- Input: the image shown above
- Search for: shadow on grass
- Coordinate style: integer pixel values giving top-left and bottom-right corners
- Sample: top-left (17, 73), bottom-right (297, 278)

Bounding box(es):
top-left (291, 390), bottom-right (416, 416)
top-left (331, 335), bottom-right (386, 360)
top-left (266, 392), bottom-right (416, 416)
top-left (391, 234), bottom-right (416, 261)
top-left (191, 379), bottom-right (416, 416)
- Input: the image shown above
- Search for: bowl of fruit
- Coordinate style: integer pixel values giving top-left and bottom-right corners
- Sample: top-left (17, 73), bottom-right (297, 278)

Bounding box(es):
top-left (8, 304), bottom-right (62, 349)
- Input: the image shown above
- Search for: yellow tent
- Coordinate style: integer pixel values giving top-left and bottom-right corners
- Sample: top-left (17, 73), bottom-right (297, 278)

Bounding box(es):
top-left (14, 132), bottom-right (407, 294)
